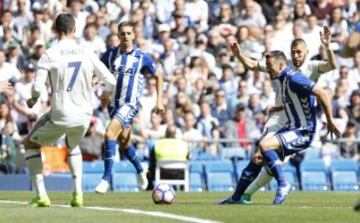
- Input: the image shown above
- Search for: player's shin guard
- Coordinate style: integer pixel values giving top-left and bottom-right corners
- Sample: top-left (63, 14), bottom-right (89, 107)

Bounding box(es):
top-left (25, 149), bottom-right (47, 197)
top-left (232, 160), bottom-right (262, 201)
top-left (103, 140), bottom-right (117, 182)
top-left (261, 150), bottom-right (286, 186)
top-left (123, 144), bottom-right (143, 174)
top-left (244, 167), bottom-right (273, 195)
top-left (68, 146), bottom-right (83, 194)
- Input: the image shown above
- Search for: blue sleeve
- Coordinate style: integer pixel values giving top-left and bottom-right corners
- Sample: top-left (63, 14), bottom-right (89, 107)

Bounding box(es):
top-left (141, 53), bottom-right (157, 75)
top-left (100, 48), bottom-right (111, 68)
top-left (289, 72), bottom-right (316, 95)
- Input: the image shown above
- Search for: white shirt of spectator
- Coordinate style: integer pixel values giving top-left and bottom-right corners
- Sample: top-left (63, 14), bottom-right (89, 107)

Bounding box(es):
top-left (0, 61), bottom-right (21, 82)
top-left (14, 79), bottom-right (48, 123)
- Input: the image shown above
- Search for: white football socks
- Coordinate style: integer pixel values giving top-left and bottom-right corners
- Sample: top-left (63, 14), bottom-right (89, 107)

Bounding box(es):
top-left (25, 149), bottom-right (47, 197)
top-left (244, 168), bottom-right (273, 195)
top-left (68, 146), bottom-right (83, 194)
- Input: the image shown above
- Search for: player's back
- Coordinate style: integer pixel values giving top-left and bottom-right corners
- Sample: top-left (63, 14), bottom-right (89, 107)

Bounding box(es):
top-left (42, 39), bottom-right (98, 126)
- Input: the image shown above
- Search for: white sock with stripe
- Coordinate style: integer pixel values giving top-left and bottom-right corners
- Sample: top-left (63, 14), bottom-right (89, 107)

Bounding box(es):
top-left (68, 146), bottom-right (83, 194)
top-left (25, 149), bottom-right (47, 197)
top-left (244, 167), bottom-right (273, 195)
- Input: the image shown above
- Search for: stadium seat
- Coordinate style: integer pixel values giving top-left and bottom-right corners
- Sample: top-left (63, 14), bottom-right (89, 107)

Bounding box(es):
top-left (189, 160), bottom-right (204, 182)
top-left (83, 173), bottom-right (104, 192)
top-left (113, 173), bottom-right (139, 192)
top-left (301, 171), bottom-right (329, 191)
top-left (44, 173), bottom-right (73, 191)
top-left (190, 172), bottom-right (203, 192)
top-left (300, 159), bottom-right (328, 172)
top-left (332, 171), bottom-right (359, 191)
top-left (303, 147), bottom-right (321, 160)
top-left (207, 172), bottom-right (234, 192)
top-left (330, 159), bottom-right (359, 191)
top-left (83, 160), bottom-right (104, 173)
top-left (155, 160), bottom-right (189, 192)
top-left (220, 147), bottom-right (246, 160)
top-left (204, 160), bottom-right (235, 181)
top-left (330, 159), bottom-right (359, 172)
top-left (300, 159), bottom-right (329, 191)
top-left (113, 160), bottom-right (137, 173)
top-left (235, 160), bottom-right (249, 179)
top-left (0, 174), bottom-right (31, 191)
top-left (189, 161), bottom-right (204, 174)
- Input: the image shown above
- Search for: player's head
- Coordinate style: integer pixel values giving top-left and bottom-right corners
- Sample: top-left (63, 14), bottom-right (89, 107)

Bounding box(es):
top-left (54, 13), bottom-right (75, 37)
top-left (290, 38), bottom-right (308, 68)
top-left (265, 50), bottom-right (287, 79)
top-left (117, 21), bottom-right (135, 49)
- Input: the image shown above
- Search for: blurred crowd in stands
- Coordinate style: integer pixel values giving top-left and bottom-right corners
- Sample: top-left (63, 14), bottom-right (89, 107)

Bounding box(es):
top-left (0, 0), bottom-right (359, 174)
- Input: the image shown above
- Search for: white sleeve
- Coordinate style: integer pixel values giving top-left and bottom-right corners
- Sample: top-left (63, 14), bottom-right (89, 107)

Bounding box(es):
top-left (37, 52), bottom-right (51, 71)
top-left (258, 58), bottom-right (267, 72)
top-left (90, 52), bottom-right (116, 93)
top-left (32, 53), bottom-right (51, 99)
top-left (32, 69), bottom-right (48, 100)
top-left (309, 60), bottom-right (325, 82)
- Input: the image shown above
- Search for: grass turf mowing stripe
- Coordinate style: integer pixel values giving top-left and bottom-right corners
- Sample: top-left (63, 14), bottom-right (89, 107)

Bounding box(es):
top-left (0, 200), bottom-right (221, 223)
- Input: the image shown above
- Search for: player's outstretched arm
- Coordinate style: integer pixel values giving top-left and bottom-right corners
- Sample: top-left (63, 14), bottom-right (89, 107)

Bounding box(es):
top-left (154, 70), bottom-right (165, 115)
top-left (229, 42), bottom-right (262, 71)
top-left (91, 53), bottom-right (116, 93)
top-left (312, 86), bottom-right (341, 138)
top-left (318, 26), bottom-right (337, 73)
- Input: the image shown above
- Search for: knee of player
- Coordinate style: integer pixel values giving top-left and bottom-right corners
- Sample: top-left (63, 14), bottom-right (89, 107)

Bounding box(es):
top-left (259, 139), bottom-right (271, 152)
top-left (105, 130), bottom-right (118, 140)
top-left (22, 138), bottom-right (40, 149)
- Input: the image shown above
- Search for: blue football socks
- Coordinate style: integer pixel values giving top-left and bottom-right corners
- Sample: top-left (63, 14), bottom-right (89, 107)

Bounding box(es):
top-left (103, 140), bottom-right (117, 182)
top-left (261, 150), bottom-right (286, 187)
top-left (123, 144), bottom-right (143, 174)
top-left (232, 160), bottom-right (262, 201)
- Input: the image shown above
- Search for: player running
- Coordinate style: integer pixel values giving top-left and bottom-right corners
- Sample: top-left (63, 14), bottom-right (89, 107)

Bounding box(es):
top-left (23, 13), bottom-right (116, 207)
top-left (95, 21), bottom-right (165, 194)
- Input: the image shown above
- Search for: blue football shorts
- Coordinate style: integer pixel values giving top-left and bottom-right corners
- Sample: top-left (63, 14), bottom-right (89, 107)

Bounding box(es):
top-left (275, 128), bottom-right (315, 159)
top-left (110, 104), bottom-right (140, 129)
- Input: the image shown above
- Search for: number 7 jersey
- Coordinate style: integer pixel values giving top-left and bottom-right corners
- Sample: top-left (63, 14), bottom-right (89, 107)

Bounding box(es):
top-left (34, 39), bottom-right (116, 126)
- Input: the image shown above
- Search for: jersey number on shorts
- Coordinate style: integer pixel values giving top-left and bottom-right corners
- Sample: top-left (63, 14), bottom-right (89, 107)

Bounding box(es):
top-left (67, 61), bottom-right (82, 91)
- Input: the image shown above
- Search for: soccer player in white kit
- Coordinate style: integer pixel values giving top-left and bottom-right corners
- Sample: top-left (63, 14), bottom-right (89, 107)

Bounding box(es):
top-left (218, 26), bottom-right (337, 204)
top-left (23, 14), bottom-right (116, 207)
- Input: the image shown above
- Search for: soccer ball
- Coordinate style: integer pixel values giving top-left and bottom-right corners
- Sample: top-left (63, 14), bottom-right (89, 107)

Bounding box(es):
top-left (152, 183), bottom-right (175, 204)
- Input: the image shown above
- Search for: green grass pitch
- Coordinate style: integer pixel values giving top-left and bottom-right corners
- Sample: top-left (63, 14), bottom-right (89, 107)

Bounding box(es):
top-left (0, 192), bottom-right (359, 223)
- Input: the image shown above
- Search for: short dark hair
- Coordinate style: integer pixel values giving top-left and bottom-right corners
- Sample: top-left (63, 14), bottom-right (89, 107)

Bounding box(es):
top-left (291, 38), bottom-right (307, 48)
top-left (117, 21), bottom-right (134, 31)
top-left (54, 14), bottom-right (75, 35)
top-left (265, 50), bottom-right (287, 63)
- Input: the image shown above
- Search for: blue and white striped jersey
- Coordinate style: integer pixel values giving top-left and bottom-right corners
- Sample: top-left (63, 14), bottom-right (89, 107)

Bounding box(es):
top-left (276, 67), bottom-right (317, 132)
top-left (101, 47), bottom-right (157, 108)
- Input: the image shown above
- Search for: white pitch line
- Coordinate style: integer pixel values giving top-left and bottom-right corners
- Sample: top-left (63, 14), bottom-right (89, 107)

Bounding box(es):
top-left (0, 200), bottom-right (221, 223)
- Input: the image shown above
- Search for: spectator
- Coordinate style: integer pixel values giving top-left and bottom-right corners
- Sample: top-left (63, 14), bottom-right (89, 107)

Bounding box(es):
top-left (210, 88), bottom-right (232, 133)
top-left (147, 124), bottom-right (188, 189)
top-left (0, 48), bottom-right (21, 82)
top-left (0, 132), bottom-right (16, 174)
top-left (223, 103), bottom-right (260, 149)
top-left (340, 120), bottom-right (360, 160)
top-left (6, 40), bottom-right (26, 71)
top-left (81, 23), bottom-right (106, 56)
top-left (79, 117), bottom-right (103, 161)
